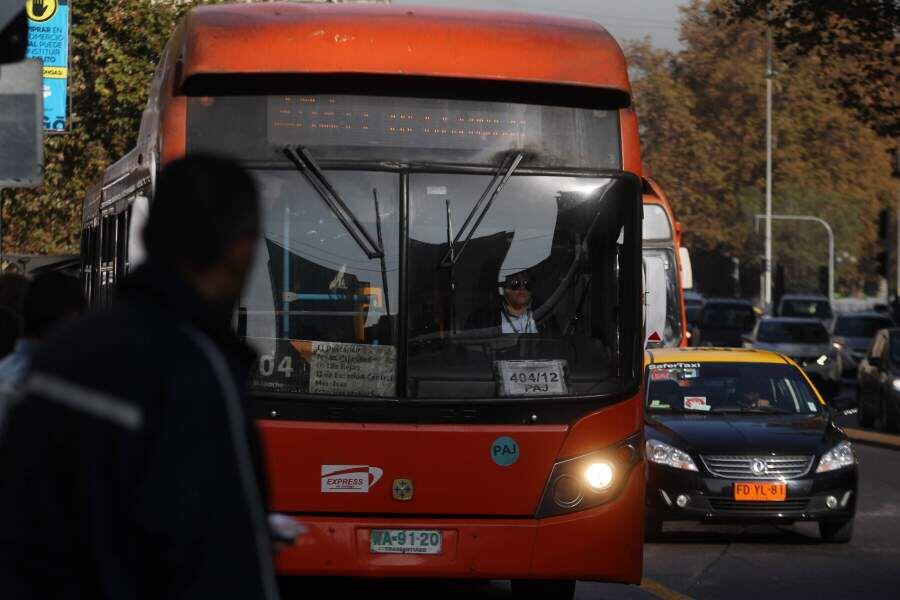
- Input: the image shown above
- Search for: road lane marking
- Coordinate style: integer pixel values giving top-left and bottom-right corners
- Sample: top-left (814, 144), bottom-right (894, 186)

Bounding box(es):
top-left (843, 427), bottom-right (900, 450)
top-left (640, 577), bottom-right (694, 600)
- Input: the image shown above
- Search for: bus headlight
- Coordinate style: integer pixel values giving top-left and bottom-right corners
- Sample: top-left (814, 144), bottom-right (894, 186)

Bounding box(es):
top-left (536, 431), bottom-right (642, 518)
top-left (585, 462), bottom-right (614, 491)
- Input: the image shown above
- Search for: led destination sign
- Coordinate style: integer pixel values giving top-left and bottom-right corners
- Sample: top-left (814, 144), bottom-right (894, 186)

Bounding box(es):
top-left (268, 95), bottom-right (538, 151)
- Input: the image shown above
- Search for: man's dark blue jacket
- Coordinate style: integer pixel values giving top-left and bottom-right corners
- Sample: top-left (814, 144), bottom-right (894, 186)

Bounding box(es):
top-left (0, 260), bottom-right (279, 600)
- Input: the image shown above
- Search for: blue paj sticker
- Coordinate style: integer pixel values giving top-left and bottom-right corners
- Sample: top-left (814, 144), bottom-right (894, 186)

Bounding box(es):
top-left (491, 436), bottom-right (520, 466)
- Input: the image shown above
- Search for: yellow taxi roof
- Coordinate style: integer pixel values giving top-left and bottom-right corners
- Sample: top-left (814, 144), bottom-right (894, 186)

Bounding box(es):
top-left (646, 347), bottom-right (790, 365)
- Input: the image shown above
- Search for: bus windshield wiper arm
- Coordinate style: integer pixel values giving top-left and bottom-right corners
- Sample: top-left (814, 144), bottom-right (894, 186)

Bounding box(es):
top-left (283, 146), bottom-right (383, 259)
top-left (440, 152), bottom-right (524, 267)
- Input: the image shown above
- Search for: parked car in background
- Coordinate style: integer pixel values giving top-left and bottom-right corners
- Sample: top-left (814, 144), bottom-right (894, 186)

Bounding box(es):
top-left (831, 312), bottom-right (895, 379)
top-left (743, 317), bottom-right (841, 399)
top-left (644, 348), bottom-right (858, 543)
top-left (777, 294), bottom-right (834, 324)
top-left (693, 299), bottom-right (757, 348)
top-left (857, 327), bottom-right (900, 432)
top-left (684, 291), bottom-right (705, 344)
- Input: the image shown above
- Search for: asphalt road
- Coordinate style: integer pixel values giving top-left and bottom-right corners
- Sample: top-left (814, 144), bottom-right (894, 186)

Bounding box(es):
top-left (280, 375), bottom-right (899, 600)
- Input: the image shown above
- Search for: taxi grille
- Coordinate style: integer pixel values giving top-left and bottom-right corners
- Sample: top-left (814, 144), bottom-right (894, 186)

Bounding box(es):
top-left (700, 455), bottom-right (814, 479)
top-left (708, 498), bottom-right (810, 512)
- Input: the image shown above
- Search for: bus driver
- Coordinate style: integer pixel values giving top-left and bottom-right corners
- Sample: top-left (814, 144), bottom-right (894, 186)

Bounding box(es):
top-left (500, 271), bottom-right (537, 334)
top-left (467, 270), bottom-right (555, 335)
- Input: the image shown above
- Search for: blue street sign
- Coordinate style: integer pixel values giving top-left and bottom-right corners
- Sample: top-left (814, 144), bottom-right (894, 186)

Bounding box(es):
top-left (25, 0), bottom-right (69, 132)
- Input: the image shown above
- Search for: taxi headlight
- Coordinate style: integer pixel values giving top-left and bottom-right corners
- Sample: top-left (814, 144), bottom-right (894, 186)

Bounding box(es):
top-left (585, 462), bottom-right (614, 491)
top-left (646, 439), bottom-right (698, 471)
top-left (816, 441), bottom-right (856, 473)
top-left (892, 378), bottom-right (900, 392)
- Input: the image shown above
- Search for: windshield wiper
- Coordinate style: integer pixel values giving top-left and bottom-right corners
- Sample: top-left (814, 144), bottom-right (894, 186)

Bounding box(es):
top-left (440, 152), bottom-right (524, 267)
top-left (283, 146), bottom-right (383, 259)
top-left (372, 188), bottom-right (391, 316)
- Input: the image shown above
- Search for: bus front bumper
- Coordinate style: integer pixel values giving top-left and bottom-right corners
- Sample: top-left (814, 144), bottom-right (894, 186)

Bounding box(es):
top-left (274, 468), bottom-right (643, 583)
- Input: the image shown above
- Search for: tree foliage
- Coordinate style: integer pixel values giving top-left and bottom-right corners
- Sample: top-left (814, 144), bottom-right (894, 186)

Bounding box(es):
top-left (628, 0), bottom-right (897, 295)
top-left (1, 0), bottom-right (201, 255)
top-left (719, 0), bottom-right (899, 139)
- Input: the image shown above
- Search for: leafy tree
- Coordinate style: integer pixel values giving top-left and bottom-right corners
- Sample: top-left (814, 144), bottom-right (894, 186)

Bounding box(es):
top-left (718, 0), bottom-right (898, 139)
top-left (1, 1), bottom-right (206, 256)
top-left (627, 0), bottom-right (897, 295)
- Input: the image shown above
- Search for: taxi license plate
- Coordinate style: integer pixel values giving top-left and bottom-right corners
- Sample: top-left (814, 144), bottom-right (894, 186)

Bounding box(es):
top-left (734, 482), bottom-right (787, 501)
top-left (370, 529), bottom-right (442, 554)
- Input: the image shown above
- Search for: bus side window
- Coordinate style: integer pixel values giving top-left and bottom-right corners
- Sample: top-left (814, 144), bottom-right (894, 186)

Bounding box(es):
top-left (80, 227), bottom-right (91, 299)
top-left (116, 209), bottom-right (129, 279)
top-left (90, 223), bottom-right (101, 305)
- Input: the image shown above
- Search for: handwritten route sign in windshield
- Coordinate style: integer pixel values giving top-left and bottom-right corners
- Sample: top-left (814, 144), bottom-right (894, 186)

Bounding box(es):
top-left (25, 0), bottom-right (68, 131)
top-left (309, 342), bottom-right (397, 397)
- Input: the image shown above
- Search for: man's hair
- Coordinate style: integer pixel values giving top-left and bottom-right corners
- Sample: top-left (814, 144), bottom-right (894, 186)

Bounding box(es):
top-left (0, 272), bottom-right (29, 314)
top-left (23, 272), bottom-right (85, 338)
top-left (143, 154), bottom-right (259, 269)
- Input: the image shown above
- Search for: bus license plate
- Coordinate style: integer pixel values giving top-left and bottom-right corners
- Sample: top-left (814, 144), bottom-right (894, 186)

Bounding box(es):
top-left (734, 482), bottom-right (786, 501)
top-left (370, 529), bottom-right (442, 554)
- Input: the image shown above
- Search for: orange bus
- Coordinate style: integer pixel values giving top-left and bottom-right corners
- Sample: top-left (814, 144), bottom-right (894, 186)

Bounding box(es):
top-left (642, 178), bottom-right (692, 347)
top-left (81, 4), bottom-right (646, 596)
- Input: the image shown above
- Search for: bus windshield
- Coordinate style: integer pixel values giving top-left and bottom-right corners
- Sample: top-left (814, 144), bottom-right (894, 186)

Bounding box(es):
top-left (190, 94), bottom-right (637, 400)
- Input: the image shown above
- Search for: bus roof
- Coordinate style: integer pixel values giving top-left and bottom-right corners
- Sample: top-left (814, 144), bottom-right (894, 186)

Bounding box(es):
top-left (177, 3), bottom-right (631, 100)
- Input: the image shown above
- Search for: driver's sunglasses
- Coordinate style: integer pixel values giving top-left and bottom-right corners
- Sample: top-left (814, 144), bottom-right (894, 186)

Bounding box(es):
top-left (505, 278), bottom-right (532, 291)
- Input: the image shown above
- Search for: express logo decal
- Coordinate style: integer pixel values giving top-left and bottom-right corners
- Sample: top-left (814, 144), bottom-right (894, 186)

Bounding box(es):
top-left (320, 465), bottom-right (384, 493)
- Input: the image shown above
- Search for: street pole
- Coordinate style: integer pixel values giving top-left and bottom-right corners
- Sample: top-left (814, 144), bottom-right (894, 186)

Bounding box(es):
top-left (764, 28), bottom-right (774, 312)
top-left (896, 147), bottom-right (900, 298)
top-left (754, 214), bottom-right (834, 303)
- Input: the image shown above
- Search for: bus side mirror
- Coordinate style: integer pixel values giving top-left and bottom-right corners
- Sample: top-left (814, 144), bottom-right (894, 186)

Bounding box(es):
top-left (643, 255), bottom-right (667, 347)
top-left (679, 247), bottom-right (693, 290)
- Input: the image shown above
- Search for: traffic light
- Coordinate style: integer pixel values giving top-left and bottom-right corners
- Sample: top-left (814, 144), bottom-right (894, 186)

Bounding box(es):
top-left (818, 266), bottom-right (829, 296)
top-left (877, 209), bottom-right (892, 281)
top-left (877, 250), bottom-right (889, 280)
top-left (878, 208), bottom-right (890, 240)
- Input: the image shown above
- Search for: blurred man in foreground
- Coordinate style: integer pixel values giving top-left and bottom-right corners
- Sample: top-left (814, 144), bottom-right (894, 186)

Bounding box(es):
top-left (0, 155), bottom-right (282, 600)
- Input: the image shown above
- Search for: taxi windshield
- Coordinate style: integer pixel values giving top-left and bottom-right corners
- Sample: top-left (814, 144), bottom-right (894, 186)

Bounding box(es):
top-left (645, 362), bottom-right (823, 415)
